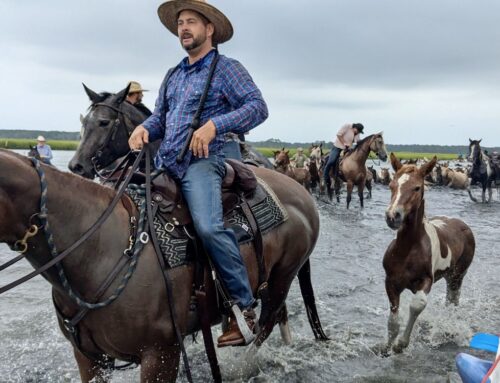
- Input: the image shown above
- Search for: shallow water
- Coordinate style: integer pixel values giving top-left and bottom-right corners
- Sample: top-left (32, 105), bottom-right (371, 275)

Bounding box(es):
top-left (0, 151), bottom-right (499, 382)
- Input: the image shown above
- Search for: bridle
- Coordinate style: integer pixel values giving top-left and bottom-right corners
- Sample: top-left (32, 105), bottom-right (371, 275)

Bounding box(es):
top-left (88, 102), bottom-right (135, 175)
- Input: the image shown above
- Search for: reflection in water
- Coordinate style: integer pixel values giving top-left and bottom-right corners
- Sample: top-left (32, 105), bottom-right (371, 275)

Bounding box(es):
top-left (0, 150), bottom-right (499, 382)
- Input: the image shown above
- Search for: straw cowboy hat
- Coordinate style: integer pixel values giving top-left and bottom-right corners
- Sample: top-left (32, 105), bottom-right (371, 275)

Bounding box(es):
top-left (157, 0), bottom-right (233, 45)
top-left (127, 81), bottom-right (148, 94)
top-left (37, 135), bottom-right (46, 142)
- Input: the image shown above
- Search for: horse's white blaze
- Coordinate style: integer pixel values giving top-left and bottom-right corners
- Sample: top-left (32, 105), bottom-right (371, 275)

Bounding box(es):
top-left (388, 173), bottom-right (410, 214)
top-left (424, 219), bottom-right (452, 275)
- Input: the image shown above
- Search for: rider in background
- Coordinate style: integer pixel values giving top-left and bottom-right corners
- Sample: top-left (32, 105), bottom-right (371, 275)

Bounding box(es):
top-left (128, 0), bottom-right (268, 347)
top-left (126, 81), bottom-right (152, 117)
top-left (291, 147), bottom-right (308, 168)
top-left (36, 135), bottom-right (53, 165)
top-left (323, 123), bottom-right (364, 199)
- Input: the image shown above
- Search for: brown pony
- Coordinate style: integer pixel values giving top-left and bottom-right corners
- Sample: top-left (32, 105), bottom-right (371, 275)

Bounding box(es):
top-left (333, 133), bottom-right (388, 208)
top-left (0, 149), bottom-right (326, 382)
top-left (382, 153), bottom-right (475, 354)
top-left (273, 148), bottom-right (311, 192)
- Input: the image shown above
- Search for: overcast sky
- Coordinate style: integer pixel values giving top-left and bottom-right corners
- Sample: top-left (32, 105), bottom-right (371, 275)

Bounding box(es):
top-left (1, 0), bottom-right (499, 145)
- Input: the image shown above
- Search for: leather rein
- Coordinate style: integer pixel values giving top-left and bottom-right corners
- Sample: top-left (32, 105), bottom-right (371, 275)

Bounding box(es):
top-left (0, 147), bottom-right (145, 295)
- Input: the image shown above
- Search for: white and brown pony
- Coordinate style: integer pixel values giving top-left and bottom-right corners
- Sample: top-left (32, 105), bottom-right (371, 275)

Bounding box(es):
top-left (382, 153), bottom-right (475, 354)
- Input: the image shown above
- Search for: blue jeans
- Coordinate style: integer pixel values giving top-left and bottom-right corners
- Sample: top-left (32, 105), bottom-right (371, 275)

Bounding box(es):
top-left (222, 140), bottom-right (242, 161)
top-left (181, 155), bottom-right (254, 309)
top-left (323, 147), bottom-right (342, 185)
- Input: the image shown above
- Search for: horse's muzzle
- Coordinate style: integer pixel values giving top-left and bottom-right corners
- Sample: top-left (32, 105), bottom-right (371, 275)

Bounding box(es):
top-left (385, 208), bottom-right (404, 230)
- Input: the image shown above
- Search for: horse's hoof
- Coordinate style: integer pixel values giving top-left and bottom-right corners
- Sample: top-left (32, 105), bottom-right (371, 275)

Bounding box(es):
top-left (392, 341), bottom-right (407, 354)
top-left (371, 342), bottom-right (391, 357)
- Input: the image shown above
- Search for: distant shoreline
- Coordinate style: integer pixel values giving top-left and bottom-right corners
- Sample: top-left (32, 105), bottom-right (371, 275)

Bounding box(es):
top-left (0, 138), bottom-right (461, 160)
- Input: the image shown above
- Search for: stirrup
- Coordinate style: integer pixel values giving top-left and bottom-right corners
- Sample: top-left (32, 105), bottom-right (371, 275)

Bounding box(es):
top-left (231, 305), bottom-right (255, 345)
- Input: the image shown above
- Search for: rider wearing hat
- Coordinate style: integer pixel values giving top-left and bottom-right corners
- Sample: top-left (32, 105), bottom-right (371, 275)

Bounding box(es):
top-left (291, 147), bottom-right (308, 168)
top-left (36, 135), bottom-right (53, 165)
top-left (323, 123), bottom-right (364, 199)
top-left (128, 0), bottom-right (268, 347)
top-left (126, 81), bottom-right (152, 117)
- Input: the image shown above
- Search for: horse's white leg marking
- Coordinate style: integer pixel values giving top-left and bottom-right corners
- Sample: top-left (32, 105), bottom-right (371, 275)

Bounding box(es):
top-left (387, 173), bottom-right (410, 215)
top-left (387, 311), bottom-right (400, 347)
top-left (424, 219), bottom-right (452, 275)
top-left (394, 290), bottom-right (428, 352)
top-left (279, 321), bottom-right (292, 345)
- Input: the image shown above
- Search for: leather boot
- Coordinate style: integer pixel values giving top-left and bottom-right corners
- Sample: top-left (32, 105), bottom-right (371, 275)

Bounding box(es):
top-left (217, 308), bottom-right (256, 347)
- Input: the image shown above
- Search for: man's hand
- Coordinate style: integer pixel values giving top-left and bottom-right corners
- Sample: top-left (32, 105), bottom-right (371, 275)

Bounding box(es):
top-left (190, 120), bottom-right (216, 158)
top-left (129, 125), bottom-right (149, 150)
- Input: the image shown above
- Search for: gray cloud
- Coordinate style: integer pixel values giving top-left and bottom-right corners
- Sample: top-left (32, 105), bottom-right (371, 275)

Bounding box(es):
top-left (1, 0), bottom-right (499, 145)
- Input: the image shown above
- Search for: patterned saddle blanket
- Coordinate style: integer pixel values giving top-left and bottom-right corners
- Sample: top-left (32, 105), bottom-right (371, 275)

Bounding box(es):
top-left (126, 165), bottom-right (288, 268)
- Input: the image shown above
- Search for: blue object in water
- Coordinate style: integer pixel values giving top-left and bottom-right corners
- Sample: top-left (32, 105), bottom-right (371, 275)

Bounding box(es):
top-left (456, 353), bottom-right (492, 383)
top-left (470, 333), bottom-right (500, 353)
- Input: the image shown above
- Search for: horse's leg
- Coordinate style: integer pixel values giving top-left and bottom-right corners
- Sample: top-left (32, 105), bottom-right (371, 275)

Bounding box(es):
top-left (488, 182), bottom-right (493, 203)
top-left (357, 182), bottom-right (364, 208)
top-left (277, 303), bottom-right (292, 345)
top-left (467, 181), bottom-right (478, 202)
top-left (346, 181), bottom-right (354, 209)
top-left (74, 348), bottom-right (108, 383)
top-left (366, 180), bottom-right (372, 199)
top-left (481, 183), bottom-right (486, 203)
top-left (297, 259), bottom-right (328, 340)
top-left (384, 284), bottom-right (401, 354)
top-left (140, 347), bottom-right (181, 383)
top-left (393, 289), bottom-right (428, 353)
top-left (445, 274), bottom-right (463, 306)
top-left (334, 178), bottom-right (341, 202)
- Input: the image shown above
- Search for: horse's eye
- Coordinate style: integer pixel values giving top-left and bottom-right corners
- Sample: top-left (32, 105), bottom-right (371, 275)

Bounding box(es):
top-left (414, 186), bottom-right (421, 192)
top-left (99, 120), bottom-right (109, 127)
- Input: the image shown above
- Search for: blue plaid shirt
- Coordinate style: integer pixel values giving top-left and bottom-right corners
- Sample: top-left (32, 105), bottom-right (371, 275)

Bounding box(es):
top-left (142, 49), bottom-right (268, 179)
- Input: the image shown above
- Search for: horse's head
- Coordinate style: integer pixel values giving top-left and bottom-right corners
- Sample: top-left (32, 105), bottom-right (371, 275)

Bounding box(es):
top-left (468, 138), bottom-right (482, 163)
top-left (69, 83), bottom-right (146, 179)
top-left (386, 153), bottom-right (437, 230)
top-left (273, 149), bottom-right (290, 171)
top-left (369, 132), bottom-right (388, 161)
top-left (27, 145), bottom-right (40, 159)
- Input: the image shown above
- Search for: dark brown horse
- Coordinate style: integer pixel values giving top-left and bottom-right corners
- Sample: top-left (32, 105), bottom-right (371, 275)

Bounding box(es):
top-left (382, 153), bottom-right (475, 354)
top-left (0, 149), bottom-right (326, 382)
top-left (332, 133), bottom-right (388, 208)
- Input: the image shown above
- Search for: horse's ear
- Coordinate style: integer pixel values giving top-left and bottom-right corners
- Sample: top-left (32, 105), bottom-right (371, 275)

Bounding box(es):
top-left (82, 83), bottom-right (103, 104)
top-left (114, 83), bottom-right (131, 106)
top-left (390, 152), bottom-right (402, 172)
top-left (285, 150), bottom-right (289, 155)
top-left (420, 156), bottom-right (437, 176)
top-left (319, 143), bottom-right (323, 148)
top-left (479, 139), bottom-right (482, 143)
top-left (469, 138), bottom-right (472, 143)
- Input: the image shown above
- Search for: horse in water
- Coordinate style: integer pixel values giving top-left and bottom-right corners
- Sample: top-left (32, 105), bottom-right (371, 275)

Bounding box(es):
top-left (383, 153), bottom-right (475, 354)
top-left (273, 149), bottom-right (311, 192)
top-left (467, 139), bottom-right (498, 203)
top-left (0, 148), bottom-right (327, 382)
top-left (308, 144), bottom-right (323, 193)
top-left (332, 133), bottom-right (388, 208)
top-left (27, 145), bottom-right (41, 160)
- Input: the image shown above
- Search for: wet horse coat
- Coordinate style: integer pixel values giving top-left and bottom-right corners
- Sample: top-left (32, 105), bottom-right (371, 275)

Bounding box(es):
top-left (383, 153), bottom-right (475, 353)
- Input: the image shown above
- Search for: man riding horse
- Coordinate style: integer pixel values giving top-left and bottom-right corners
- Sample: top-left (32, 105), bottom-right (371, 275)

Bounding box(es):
top-left (128, 0), bottom-right (268, 347)
top-left (323, 123), bottom-right (364, 199)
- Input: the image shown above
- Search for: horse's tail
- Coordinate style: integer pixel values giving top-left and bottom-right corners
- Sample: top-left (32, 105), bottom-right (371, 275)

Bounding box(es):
top-left (297, 259), bottom-right (329, 340)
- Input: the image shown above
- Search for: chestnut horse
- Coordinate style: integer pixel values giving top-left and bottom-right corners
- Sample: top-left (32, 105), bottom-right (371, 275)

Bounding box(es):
top-left (332, 133), bottom-right (388, 208)
top-left (0, 149), bottom-right (327, 382)
top-left (383, 153), bottom-right (475, 354)
top-left (273, 149), bottom-right (311, 192)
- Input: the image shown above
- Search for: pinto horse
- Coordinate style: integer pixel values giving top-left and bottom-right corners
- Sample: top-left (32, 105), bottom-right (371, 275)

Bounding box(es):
top-left (332, 133), bottom-right (388, 208)
top-left (0, 149), bottom-right (327, 382)
top-left (467, 139), bottom-right (498, 203)
top-left (383, 153), bottom-right (475, 354)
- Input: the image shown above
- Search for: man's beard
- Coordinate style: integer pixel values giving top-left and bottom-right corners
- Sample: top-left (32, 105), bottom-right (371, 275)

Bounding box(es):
top-left (181, 32), bottom-right (206, 52)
